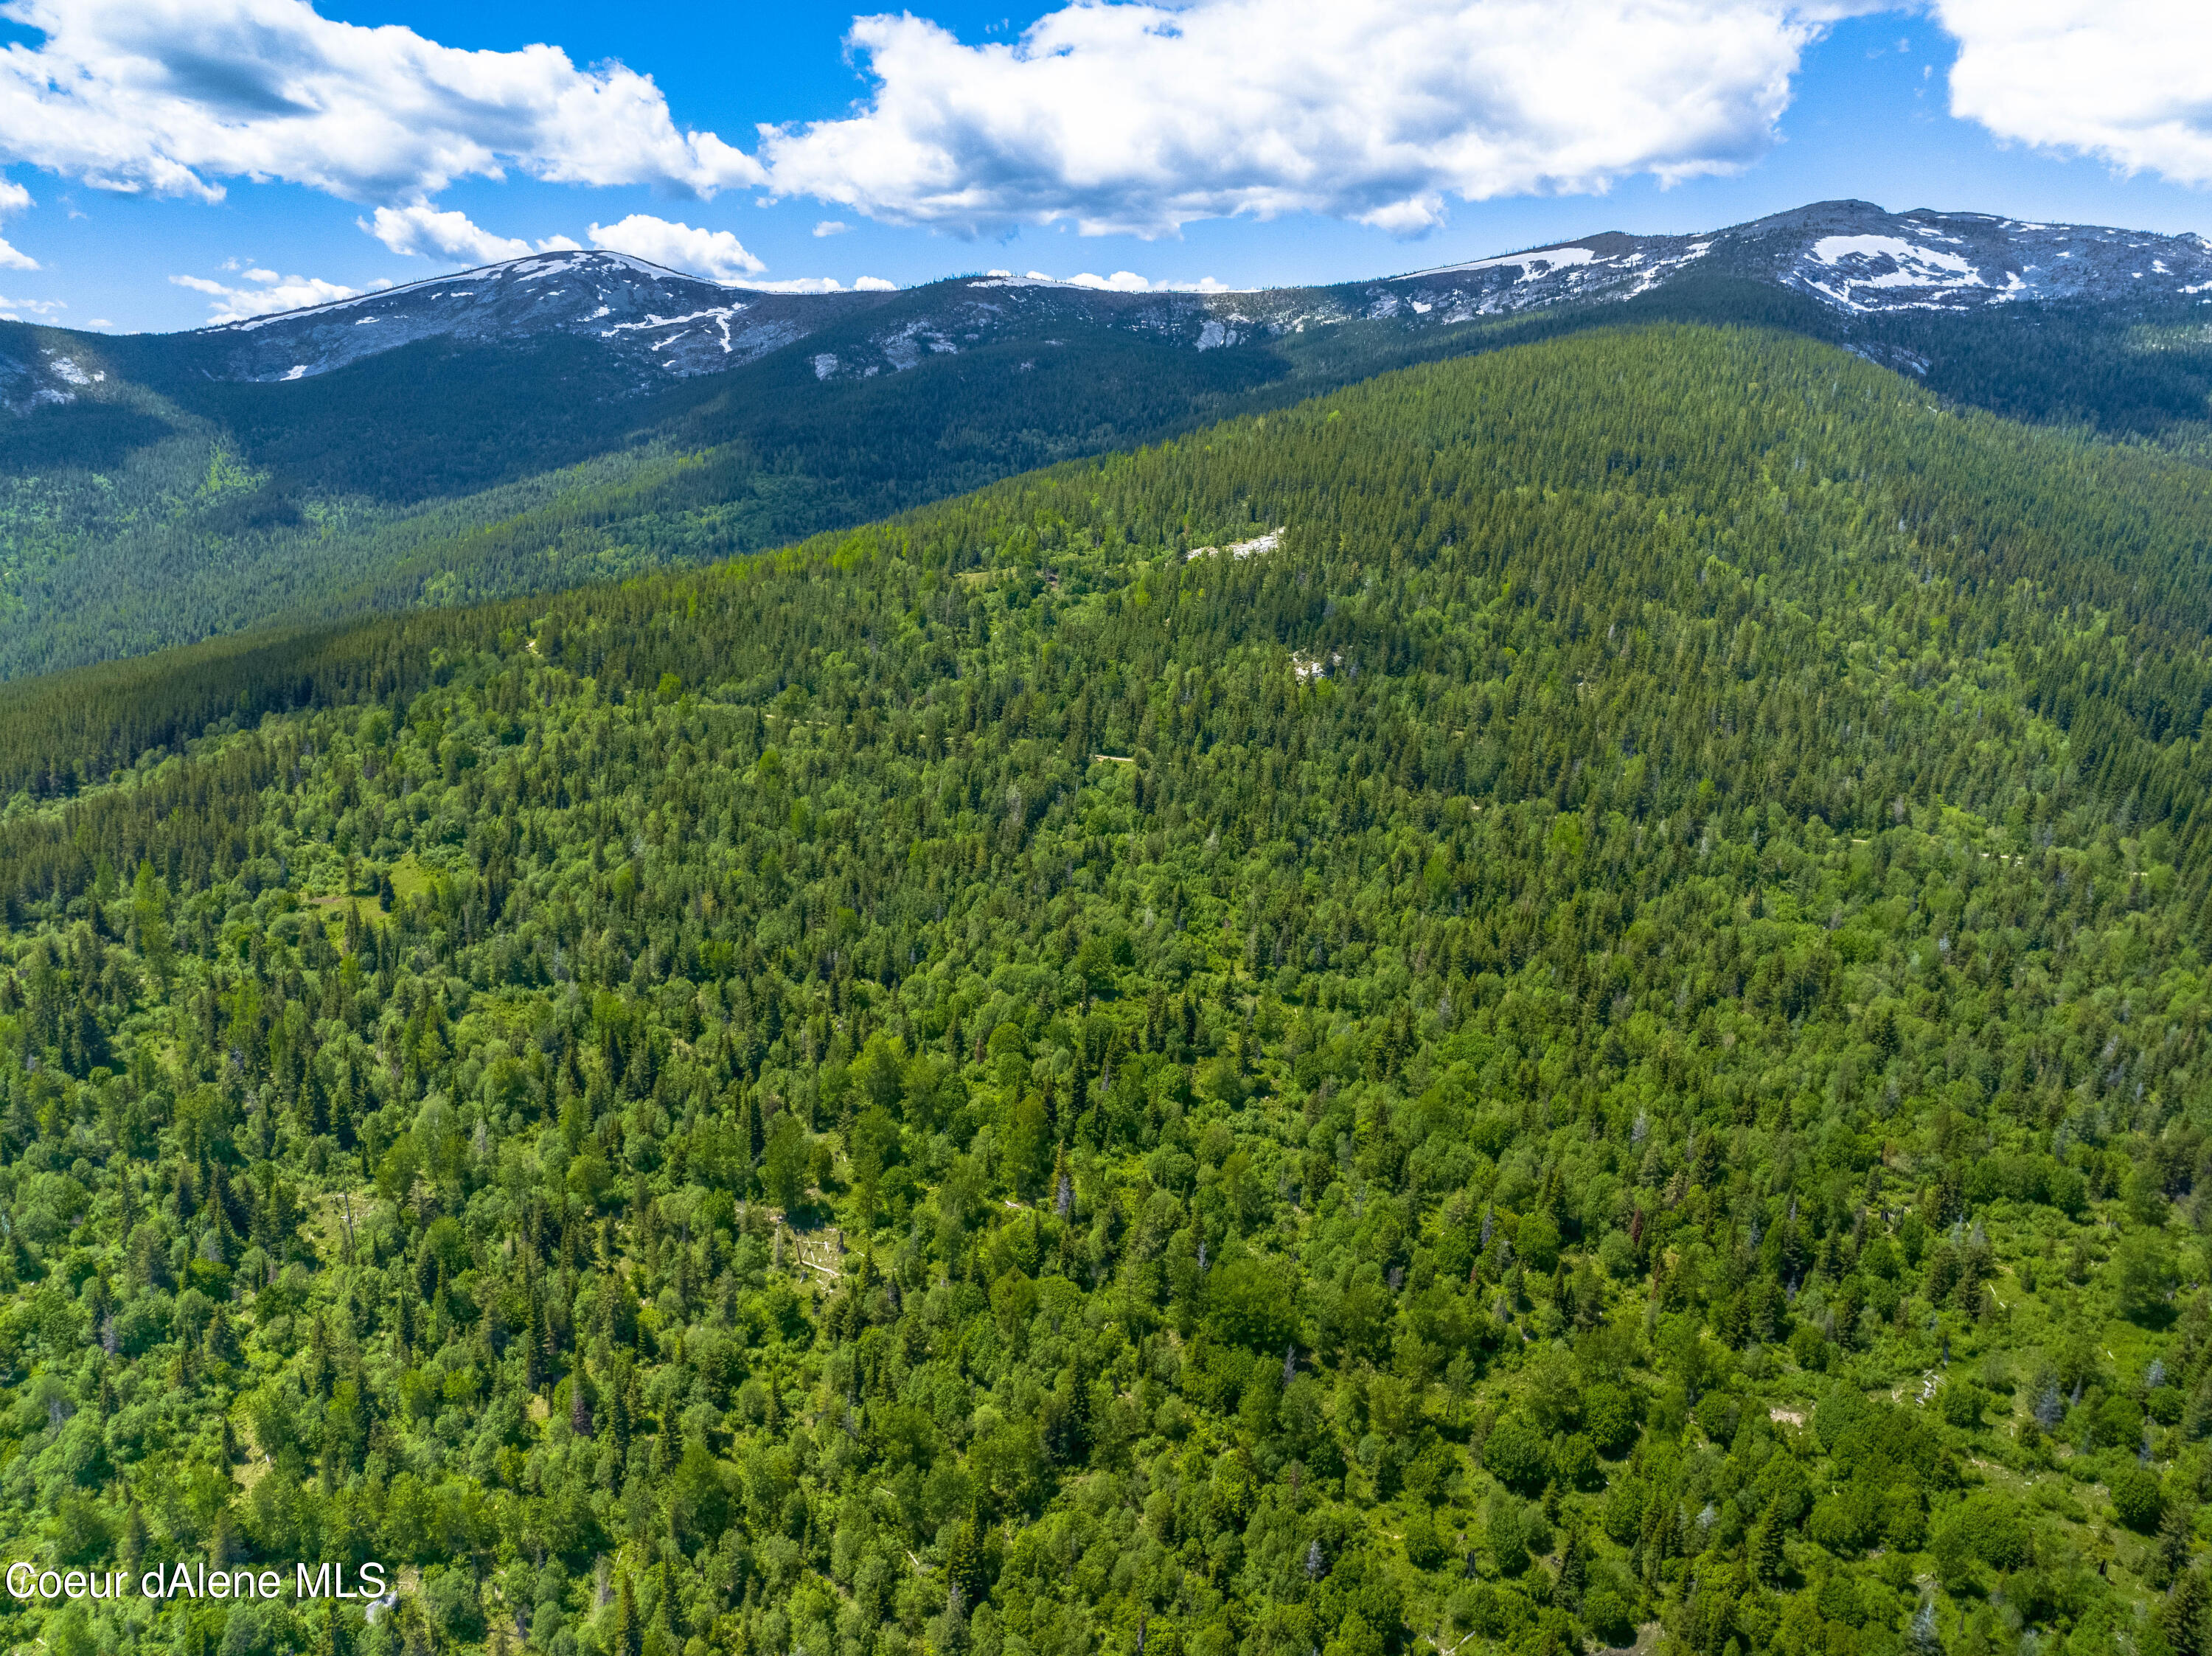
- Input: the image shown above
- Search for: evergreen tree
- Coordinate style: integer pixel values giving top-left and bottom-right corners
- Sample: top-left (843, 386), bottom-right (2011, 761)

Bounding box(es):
top-left (2169, 1568), bottom-right (2210, 1656)
top-left (1747, 1500), bottom-right (1785, 1587)
top-left (945, 1504), bottom-right (985, 1612)
top-left (2163, 1503), bottom-right (2197, 1587)
top-left (741, 1088), bottom-right (763, 1175)
top-left (1557, 1525), bottom-right (1587, 1607)
top-left (614, 1573), bottom-right (641, 1656)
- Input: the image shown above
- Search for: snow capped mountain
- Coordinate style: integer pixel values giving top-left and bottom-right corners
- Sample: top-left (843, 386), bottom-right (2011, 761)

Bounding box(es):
top-left (176, 250), bottom-right (896, 384)
top-left (1712, 200), bottom-right (2212, 311)
top-left (13, 201), bottom-right (2212, 413)
top-left (1365, 201), bottom-right (2212, 322)
top-left (167, 201), bottom-right (2212, 390)
top-left (1379, 229), bottom-right (1718, 315)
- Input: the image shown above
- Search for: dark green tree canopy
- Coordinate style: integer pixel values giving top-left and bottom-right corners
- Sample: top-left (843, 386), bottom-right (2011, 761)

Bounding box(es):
top-left (0, 324), bottom-right (2208, 1656)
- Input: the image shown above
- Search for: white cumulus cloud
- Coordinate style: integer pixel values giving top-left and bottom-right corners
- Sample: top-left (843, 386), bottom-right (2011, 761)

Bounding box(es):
top-left (0, 290), bottom-right (62, 319)
top-left (171, 265), bottom-right (387, 322)
top-left (361, 204), bottom-right (582, 264)
top-left (0, 178), bottom-right (35, 269)
top-left (0, 0), bottom-right (767, 204)
top-left (1069, 270), bottom-right (1152, 291)
top-left (723, 274), bottom-right (897, 293)
top-left (1934, 1), bottom-right (2212, 187)
top-left (1020, 268), bottom-right (1233, 292)
top-left (362, 204), bottom-right (529, 263)
top-left (759, 0), bottom-right (1834, 238)
top-left (10, 0), bottom-right (2048, 289)
top-left (588, 214), bottom-right (764, 279)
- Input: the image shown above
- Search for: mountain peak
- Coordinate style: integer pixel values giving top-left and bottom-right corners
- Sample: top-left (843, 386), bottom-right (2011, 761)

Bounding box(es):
top-left (197, 246), bottom-right (716, 338)
top-left (183, 249), bottom-right (894, 383)
top-left (1369, 198), bottom-right (2212, 327)
top-left (26, 198), bottom-right (2212, 406)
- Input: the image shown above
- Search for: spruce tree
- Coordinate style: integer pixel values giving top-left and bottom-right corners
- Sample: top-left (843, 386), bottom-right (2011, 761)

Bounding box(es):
top-left (1557, 1525), bottom-right (1587, 1607)
top-left (614, 1573), bottom-right (642, 1656)
top-left (1748, 1500), bottom-right (1784, 1587)
top-left (1052, 1144), bottom-right (1073, 1219)
top-left (742, 1088), bottom-right (763, 1175)
top-left (2163, 1503), bottom-right (2197, 1588)
top-left (2169, 1567), bottom-right (2211, 1656)
top-left (945, 1503), bottom-right (984, 1612)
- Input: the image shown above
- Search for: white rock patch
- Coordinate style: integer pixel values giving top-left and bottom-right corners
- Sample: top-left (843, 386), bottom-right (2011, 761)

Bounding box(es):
top-left (1188, 528), bottom-right (1283, 561)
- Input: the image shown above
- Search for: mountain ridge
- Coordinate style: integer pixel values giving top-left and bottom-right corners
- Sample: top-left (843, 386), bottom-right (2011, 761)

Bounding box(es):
top-left (5, 196), bottom-right (2212, 688)
top-left (15, 198), bottom-right (2211, 412)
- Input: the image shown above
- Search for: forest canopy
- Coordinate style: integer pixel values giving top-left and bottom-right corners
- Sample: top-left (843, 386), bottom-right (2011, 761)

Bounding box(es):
top-left (1, 325), bottom-right (2211, 1656)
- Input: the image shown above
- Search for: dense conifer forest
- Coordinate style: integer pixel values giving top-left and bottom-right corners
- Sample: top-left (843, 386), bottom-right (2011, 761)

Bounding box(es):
top-left (7, 324), bottom-right (2212, 1656)
top-left (0, 296), bottom-right (1471, 683)
top-left (13, 250), bottom-right (2212, 690)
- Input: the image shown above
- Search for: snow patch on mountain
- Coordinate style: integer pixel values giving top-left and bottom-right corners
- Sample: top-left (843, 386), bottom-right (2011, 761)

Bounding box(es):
top-left (1453, 246), bottom-right (1601, 280)
top-left (1800, 236), bottom-right (1990, 310)
top-left (1811, 236), bottom-right (1981, 283)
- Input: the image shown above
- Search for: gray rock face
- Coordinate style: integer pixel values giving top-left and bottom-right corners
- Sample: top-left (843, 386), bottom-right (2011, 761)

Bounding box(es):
top-left (0, 341), bottom-right (107, 411)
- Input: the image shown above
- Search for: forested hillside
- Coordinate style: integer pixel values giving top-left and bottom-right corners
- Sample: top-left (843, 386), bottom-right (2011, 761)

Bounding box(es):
top-left (15, 212), bottom-right (2212, 689)
top-left (0, 291), bottom-right (1470, 683)
top-left (7, 324), bottom-right (2212, 1656)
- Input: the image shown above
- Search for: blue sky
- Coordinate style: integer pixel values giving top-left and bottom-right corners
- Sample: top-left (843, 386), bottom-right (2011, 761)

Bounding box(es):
top-left (2, 0), bottom-right (2211, 333)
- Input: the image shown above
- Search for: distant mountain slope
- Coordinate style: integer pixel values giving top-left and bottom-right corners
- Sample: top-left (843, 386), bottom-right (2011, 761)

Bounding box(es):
top-left (1393, 199), bottom-right (2212, 317)
top-left (138, 251), bottom-right (889, 385)
top-left (11, 316), bottom-right (2212, 800)
top-left (55, 201), bottom-right (2212, 398)
top-left (41, 200), bottom-right (2211, 404)
top-left (4, 201), bottom-right (2212, 683)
